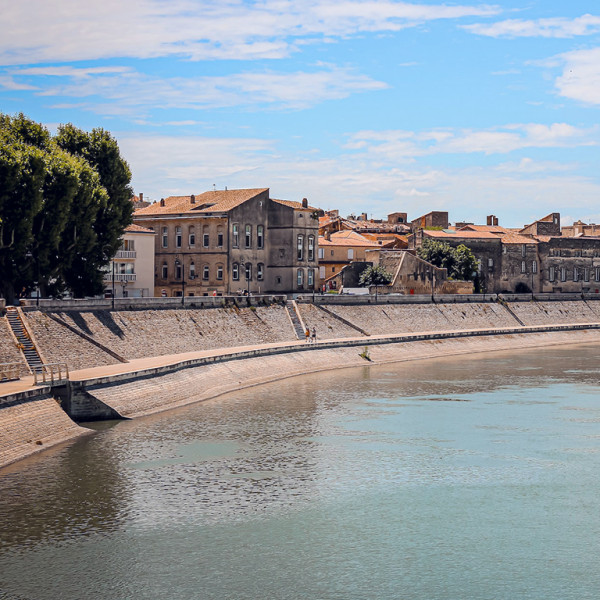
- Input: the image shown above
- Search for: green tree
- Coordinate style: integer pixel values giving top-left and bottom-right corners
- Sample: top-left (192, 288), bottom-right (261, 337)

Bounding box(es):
top-left (359, 265), bottom-right (393, 287)
top-left (0, 113), bottom-right (132, 303)
top-left (417, 238), bottom-right (479, 281)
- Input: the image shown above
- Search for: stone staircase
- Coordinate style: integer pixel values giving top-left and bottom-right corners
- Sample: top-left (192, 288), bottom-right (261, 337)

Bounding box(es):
top-left (6, 307), bottom-right (44, 373)
top-left (286, 300), bottom-right (306, 340)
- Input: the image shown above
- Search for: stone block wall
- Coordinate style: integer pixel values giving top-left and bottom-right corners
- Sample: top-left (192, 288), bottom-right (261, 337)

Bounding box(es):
top-left (508, 300), bottom-right (600, 326)
top-left (296, 304), bottom-right (366, 339)
top-left (0, 318), bottom-right (29, 375)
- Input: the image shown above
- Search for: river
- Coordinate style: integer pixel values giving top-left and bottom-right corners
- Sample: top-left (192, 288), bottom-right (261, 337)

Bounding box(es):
top-left (1, 344), bottom-right (600, 599)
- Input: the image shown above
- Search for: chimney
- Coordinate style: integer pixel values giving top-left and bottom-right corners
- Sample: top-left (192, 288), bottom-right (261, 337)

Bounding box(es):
top-left (493, 216), bottom-right (498, 226)
top-left (190, 194), bottom-right (195, 204)
top-left (361, 212), bottom-right (368, 221)
top-left (139, 192), bottom-right (143, 202)
top-left (302, 198), bottom-right (308, 208)
top-left (324, 230), bottom-right (330, 241)
top-left (486, 215), bottom-right (493, 226)
top-left (160, 198), bottom-right (165, 207)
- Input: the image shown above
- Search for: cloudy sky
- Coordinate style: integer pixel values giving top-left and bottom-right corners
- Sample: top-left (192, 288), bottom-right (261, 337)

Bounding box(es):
top-left (2, 0), bottom-right (600, 226)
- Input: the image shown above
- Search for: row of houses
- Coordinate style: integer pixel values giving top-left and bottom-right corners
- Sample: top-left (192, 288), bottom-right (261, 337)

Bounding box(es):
top-left (108, 188), bottom-right (600, 298)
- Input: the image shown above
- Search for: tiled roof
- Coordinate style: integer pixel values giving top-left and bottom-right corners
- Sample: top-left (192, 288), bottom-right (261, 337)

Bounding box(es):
top-left (124, 224), bottom-right (155, 234)
top-left (272, 198), bottom-right (317, 210)
top-left (133, 188), bottom-right (269, 216)
top-left (319, 230), bottom-right (380, 247)
top-left (501, 233), bottom-right (539, 245)
top-left (458, 224), bottom-right (509, 234)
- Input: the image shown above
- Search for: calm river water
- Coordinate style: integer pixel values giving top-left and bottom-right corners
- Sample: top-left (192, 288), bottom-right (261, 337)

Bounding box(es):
top-left (2, 345), bottom-right (600, 599)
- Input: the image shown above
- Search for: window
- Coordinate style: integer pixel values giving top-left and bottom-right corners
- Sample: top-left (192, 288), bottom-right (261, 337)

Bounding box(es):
top-left (521, 244), bottom-right (526, 257)
top-left (257, 225), bottom-right (264, 249)
top-left (521, 261), bottom-right (526, 273)
top-left (217, 265), bottom-right (223, 280)
top-left (297, 268), bottom-right (304, 288)
top-left (257, 263), bottom-right (264, 281)
top-left (202, 265), bottom-right (209, 281)
top-left (161, 263), bottom-right (168, 279)
top-left (245, 263), bottom-right (252, 281)
top-left (488, 258), bottom-right (493, 268)
top-left (175, 226), bottom-right (182, 248)
top-left (175, 263), bottom-right (182, 279)
top-left (584, 268), bottom-right (590, 282)
top-left (319, 266), bottom-right (326, 278)
top-left (217, 232), bottom-right (224, 247)
top-left (596, 267), bottom-right (600, 282)
top-left (574, 268), bottom-right (579, 282)
top-left (348, 249), bottom-right (354, 260)
top-left (297, 235), bottom-right (304, 261)
top-left (189, 226), bottom-right (195, 247)
top-left (318, 248), bottom-right (324, 259)
top-left (308, 236), bottom-right (315, 261)
top-left (232, 224), bottom-right (239, 248)
top-left (308, 269), bottom-right (314, 287)
top-left (233, 263), bottom-right (239, 281)
top-left (162, 227), bottom-right (168, 248)
top-left (190, 262), bottom-right (196, 279)
top-left (245, 225), bottom-right (252, 248)
top-left (549, 266), bottom-right (555, 282)
top-left (560, 267), bottom-right (566, 282)
top-left (203, 233), bottom-right (209, 248)
top-left (532, 260), bottom-right (537, 274)
top-left (502, 245), bottom-right (507, 254)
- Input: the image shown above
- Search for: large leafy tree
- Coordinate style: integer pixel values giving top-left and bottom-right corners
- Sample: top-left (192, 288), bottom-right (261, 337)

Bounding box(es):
top-left (359, 265), bottom-right (393, 287)
top-left (417, 238), bottom-right (479, 281)
top-left (0, 114), bottom-right (132, 303)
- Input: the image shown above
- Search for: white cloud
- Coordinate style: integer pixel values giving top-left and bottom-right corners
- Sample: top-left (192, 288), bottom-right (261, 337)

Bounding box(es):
top-left (7, 64), bottom-right (387, 112)
top-left (555, 47), bottom-right (600, 106)
top-left (464, 14), bottom-right (600, 38)
top-left (118, 131), bottom-right (600, 226)
top-left (346, 123), bottom-right (599, 159)
top-left (1, 0), bottom-right (500, 65)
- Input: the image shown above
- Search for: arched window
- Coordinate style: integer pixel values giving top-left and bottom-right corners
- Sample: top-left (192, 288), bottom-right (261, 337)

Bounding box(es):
top-left (245, 262), bottom-right (252, 281)
top-left (232, 263), bottom-right (239, 280)
top-left (245, 225), bottom-right (252, 248)
top-left (297, 268), bottom-right (304, 288)
top-left (161, 263), bottom-right (168, 279)
top-left (308, 269), bottom-right (314, 287)
top-left (202, 265), bottom-right (210, 281)
top-left (162, 227), bottom-right (168, 248)
top-left (257, 225), bottom-right (264, 249)
top-left (257, 263), bottom-right (264, 281)
top-left (232, 224), bottom-right (239, 248)
top-left (216, 264), bottom-right (224, 280)
top-left (297, 235), bottom-right (304, 260)
top-left (189, 261), bottom-right (196, 279)
top-left (175, 226), bottom-right (182, 248)
top-left (188, 226), bottom-right (195, 247)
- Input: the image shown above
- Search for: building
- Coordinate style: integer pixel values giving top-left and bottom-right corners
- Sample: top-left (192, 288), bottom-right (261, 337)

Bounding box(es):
top-left (133, 188), bottom-right (319, 296)
top-left (104, 224), bottom-right (156, 298)
top-left (318, 230), bottom-right (380, 289)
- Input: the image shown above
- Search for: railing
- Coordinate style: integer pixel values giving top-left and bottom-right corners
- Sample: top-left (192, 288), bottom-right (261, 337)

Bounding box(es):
top-left (103, 273), bottom-right (137, 282)
top-left (33, 363), bottom-right (70, 385)
top-left (0, 363), bottom-right (22, 382)
top-left (115, 250), bottom-right (136, 259)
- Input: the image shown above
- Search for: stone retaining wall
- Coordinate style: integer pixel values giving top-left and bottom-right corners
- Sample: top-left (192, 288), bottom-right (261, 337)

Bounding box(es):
top-left (0, 317), bottom-right (29, 376)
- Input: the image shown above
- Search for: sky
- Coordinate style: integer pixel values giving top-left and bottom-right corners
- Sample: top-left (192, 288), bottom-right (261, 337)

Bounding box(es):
top-left (2, 0), bottom-right (600, 227)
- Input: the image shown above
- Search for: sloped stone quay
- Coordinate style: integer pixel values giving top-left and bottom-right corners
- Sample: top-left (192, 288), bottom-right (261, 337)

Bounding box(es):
top-left (3, 297), bottom-right (600, 469)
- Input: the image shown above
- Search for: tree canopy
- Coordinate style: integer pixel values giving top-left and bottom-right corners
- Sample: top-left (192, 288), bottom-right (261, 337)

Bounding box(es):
top-left (0, 113), bottom-right (133, 303)
top-left (359, 265), bottom-right (393, 287)
top-left (416, 238), bottom-right (479, 282)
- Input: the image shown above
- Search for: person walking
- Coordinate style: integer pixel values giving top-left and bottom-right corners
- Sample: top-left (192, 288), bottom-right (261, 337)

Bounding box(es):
top-left (311, 327), bottom-right (317, 344)
top-left (305, 328), bottom-right (310, 343)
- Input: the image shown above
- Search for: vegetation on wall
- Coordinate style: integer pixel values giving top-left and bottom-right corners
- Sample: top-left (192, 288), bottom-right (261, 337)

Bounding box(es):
top-left (417, 238), bottom-right (479, 282)
top-left (0, 113), bottom-right (133, 303)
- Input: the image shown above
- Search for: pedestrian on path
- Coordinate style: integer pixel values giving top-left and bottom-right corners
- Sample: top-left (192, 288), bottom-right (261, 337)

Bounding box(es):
top-left (305, 328), bottom-right (310, 343)
top-left (312, 327), bottom-right (317, 343)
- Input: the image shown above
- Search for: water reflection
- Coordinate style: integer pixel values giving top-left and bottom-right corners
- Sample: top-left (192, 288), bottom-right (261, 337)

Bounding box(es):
top-left (1, 344), bottom-right (600, 599)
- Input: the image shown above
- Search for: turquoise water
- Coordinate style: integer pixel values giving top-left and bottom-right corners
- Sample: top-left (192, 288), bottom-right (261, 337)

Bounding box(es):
top-left (1, 345), bottom-right (600, 599)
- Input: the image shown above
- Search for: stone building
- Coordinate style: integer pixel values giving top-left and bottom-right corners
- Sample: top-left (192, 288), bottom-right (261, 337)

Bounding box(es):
top-left (133, 188), bottom-right (318, 296)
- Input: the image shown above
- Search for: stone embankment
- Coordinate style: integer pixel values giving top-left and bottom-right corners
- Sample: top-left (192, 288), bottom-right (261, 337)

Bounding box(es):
top-left (3, 297), bottom-right (600, 469)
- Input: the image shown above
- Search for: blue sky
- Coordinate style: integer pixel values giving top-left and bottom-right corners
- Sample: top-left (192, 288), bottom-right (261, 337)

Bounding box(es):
top-left (2, 0), bottom-right (600, 227)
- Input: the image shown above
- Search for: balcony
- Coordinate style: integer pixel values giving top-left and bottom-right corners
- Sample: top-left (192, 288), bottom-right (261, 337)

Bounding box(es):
top-left (104, 273), bottom-right (137, 282)
top-left (115, 250), bottom-right (136, 259)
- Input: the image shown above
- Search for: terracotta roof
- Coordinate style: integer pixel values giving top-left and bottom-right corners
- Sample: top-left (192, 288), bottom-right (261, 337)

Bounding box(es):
top-left (319, 230), bottom-right (380, 247)
top-left (124, 224), bottom-right (155, 234)
top-left (458, 224), bottom-right (509, 234)
top-left (423, 230), bottom-right (500, 240)
top-left (271, 198), bottom-right (317, 210)
top-left (501, 234), bottom-right (539, 245)
top-left (133, 188), bottom-right (269, 216)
